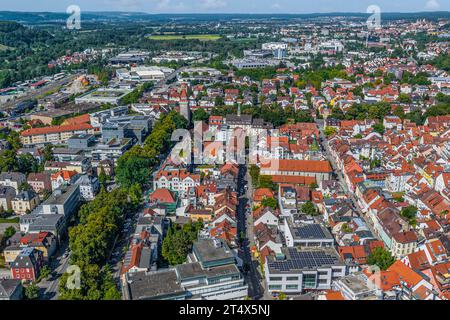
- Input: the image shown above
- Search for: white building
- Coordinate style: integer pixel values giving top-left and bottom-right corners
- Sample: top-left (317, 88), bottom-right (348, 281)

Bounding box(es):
top-left (264, 247), bottom-right (346, 294)
top-left (76, 175), bottom-right (100, 201)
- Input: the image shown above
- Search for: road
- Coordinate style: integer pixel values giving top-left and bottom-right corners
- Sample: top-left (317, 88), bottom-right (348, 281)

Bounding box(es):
top-left (38, 242), bottom-right (71, 300)
top-left (236, 164), bottom-right (263, 300)
top-left (315, 119), bottom-right (380, 238)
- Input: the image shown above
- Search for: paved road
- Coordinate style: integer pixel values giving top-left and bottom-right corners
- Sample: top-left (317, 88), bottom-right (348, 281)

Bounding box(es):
top-left (316, 119), bottom-right (380, 238)
top-left (237, 164), bottom-right (263, 300)
top-left (38, 242), bottom-right (71, 300)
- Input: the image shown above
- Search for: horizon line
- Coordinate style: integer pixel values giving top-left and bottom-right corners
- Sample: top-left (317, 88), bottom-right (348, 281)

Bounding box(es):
top-left (1, 10), bottom-right (449, 15)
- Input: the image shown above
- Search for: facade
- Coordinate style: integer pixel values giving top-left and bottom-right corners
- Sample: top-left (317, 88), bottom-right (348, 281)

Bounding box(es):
top-left (20, 123), bottom-right (95, 146)
top-left (27, 173), bottom-right (52, 194)
top-left (124, 239), bottom-right (248, 300)
top-left (10, 248), bottom-right (44, 282)
top-left (0, 185), bottom-right (16, 211)
top-left (333, 273), bottom-right (378, 300)
top-left (0, 172), bottom-right (26, 193)
top-left (76, 175), bottom-right (100, 201)
top-left (42, 184), bottom-right (80, 217)
top-left (391, 231), bottom-right (418, 259)
top-left (265, 247), bottom-right (346, 294)
top-left (11, 190), bottom-right (40, 215)
top-left (284, 220), bottom-right (335, 248)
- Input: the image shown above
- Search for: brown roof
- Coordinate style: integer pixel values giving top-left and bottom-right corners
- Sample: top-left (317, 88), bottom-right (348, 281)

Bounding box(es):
top-left (393, 231), bottom-right (418, 244)
top-left (21, 123), bottom-right (94, 137)
top-left (261, 159), bottom-right (332, 173)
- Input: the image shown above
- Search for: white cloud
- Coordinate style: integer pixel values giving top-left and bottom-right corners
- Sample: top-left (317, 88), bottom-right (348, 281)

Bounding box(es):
top-left (200, 0), bottom-right (227, 10)
top-left (425, 0), bottom-right (440, 10)
top-left (272, 3), bottom-right (281, 9)
top-left (103, 0), bottom-right (142, 10)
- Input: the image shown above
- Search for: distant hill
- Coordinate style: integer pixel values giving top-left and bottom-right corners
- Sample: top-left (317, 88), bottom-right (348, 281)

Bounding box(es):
top-left (0, 11), bottom-right (448, 25)
top-left (0, 21), bottom-right (52, 47)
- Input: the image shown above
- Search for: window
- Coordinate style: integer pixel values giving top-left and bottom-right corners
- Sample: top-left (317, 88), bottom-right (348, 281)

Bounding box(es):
top-left (302, 274), bottom-right (316, 289)
top-left (269, 285), bottom-right (282, 291)
top-left (286, 284), bottom-right (298, 290)
top-left (286, 276), bottom-right (298, 281)
top-left (269, 277), bottom-right (282, 281)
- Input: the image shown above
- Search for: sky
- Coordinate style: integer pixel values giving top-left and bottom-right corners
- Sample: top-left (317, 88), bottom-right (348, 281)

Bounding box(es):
top-left (0, 0), bottom-right (448, 14)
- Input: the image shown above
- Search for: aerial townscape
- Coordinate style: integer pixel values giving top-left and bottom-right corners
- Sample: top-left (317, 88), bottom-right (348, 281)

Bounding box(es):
top-left (0, 3), bottom-right (450, 304)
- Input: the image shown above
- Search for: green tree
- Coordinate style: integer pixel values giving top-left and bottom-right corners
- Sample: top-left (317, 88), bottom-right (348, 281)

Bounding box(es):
top-left (324, 126), bottom-right (337, 137)
top-left (4, 226), bottom-right (16, 239)
top-left (261, 197), bottom-right (278, 210)
top-left (301, 201), bottom-right (318, 216)
top-left (24, 283), bottom-right (40, 300)
top-left (249, 165), bottom-right (260, 187)
top-left (162, 222), bottom-right (203, 266)
top-left (192, 108), bottom-right (209, 122)
top-left (400, 205), bottom-right (418, 227)
top-left (367, 247), bottom-right (395, 271)
top-left (372, 123), bottom-right (385, 135)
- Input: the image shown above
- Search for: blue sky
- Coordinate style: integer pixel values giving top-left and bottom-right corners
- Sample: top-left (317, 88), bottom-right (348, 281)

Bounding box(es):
top-left (0, 0), bottom-right (448, 13)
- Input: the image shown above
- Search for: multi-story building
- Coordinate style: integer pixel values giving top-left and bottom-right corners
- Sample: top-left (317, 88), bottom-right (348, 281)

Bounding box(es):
top-left (0, 185), bottom-right (16, 211)
top-left (11, 190), bottom-right (40, 215)
top-left (42, 184), bottom-right (80, 217)
top-left (20, 123), bottom-right (95, 146)
top-left (0, 172), bottom-right (26, 193)
top-left (76, 175), bottom-right (100, 201)
top-left (284, 219), bottom-right (335, 248)
top-left (123, 239), bottom-right (248, 300)
top-left (27, 173), bottom-right (52, 194)
top-left (264, 247), bottom-right (346, 294)
top-left (10, 247), bottom-right (44, 282)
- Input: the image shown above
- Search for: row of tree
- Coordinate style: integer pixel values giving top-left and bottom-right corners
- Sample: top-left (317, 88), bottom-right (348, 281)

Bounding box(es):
top-left (58, 187), bottom-right (140, 300)
top-left (115, 111), bottom-right (188, 189)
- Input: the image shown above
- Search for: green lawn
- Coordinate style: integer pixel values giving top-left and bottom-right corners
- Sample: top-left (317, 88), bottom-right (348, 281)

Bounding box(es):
top-left (148, 34), bottom-right (222, 41)
top-left (0, 217), bottom-right (19, 223)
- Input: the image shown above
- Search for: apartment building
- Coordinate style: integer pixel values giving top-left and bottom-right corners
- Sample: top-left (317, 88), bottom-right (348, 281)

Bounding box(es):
top-left (20, 123), bottom-right (95, 146)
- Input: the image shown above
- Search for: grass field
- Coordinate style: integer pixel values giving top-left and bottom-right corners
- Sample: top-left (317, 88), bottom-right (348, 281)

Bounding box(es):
top-left (148, 34), bottom-right (221, 41)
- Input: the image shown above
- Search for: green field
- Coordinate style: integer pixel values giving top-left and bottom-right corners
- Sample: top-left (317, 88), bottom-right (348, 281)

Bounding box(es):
top-left (148, 34), bottom-right (222, 41)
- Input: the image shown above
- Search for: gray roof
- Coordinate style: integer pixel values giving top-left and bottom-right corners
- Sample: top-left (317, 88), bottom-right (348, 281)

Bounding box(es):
top-left (14, 190), bottom-right (37, 201)
top-left (176, 262), bottom-right (240, 282)
top-left (192, 239), bottom-right (235, 267)
top-left (43, 184), bottom-right (79, 206)
top-left (127, 270), bottom-right (185, 300)
top-left (0, 172), bottom-right (26, 182)
top-left (24, 214), bottom-right (65, 232)
top-left (0, 186), bottom-right (16, 198)
top-left (0, 279), bottom-right (22, 299)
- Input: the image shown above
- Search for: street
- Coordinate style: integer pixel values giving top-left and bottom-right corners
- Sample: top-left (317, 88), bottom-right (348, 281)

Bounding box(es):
top-left (315, 119), bottom-right (380, 240)
top-left (37, 242), bottom-right (71, 300)
top-left (236, 164), bottom-right (263, 300)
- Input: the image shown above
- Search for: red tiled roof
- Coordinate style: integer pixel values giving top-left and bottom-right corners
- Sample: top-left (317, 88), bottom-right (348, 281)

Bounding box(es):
top-left (261, 159), bottom-right (332, 173)
top-left (21, 123), bottom-right (94, 137)
top-left (149, 188), bottom-right (176, 204)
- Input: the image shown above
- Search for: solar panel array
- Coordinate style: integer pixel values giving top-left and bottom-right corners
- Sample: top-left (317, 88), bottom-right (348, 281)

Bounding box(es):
top-left (268, 248), bottom-right (339, 272)
top-left (294, 224), bottom-right (327, 239)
